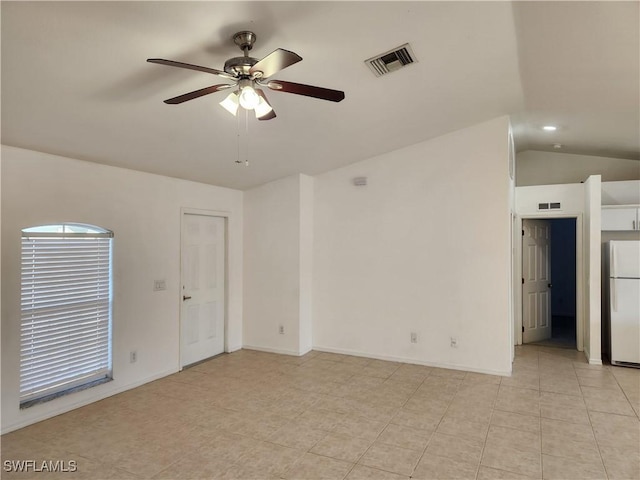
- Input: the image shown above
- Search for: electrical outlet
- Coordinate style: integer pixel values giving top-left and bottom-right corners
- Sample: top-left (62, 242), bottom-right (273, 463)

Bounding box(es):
top-left (153, 279), bottom-right (166, 291)
top-left (410, 332), bottom-right (418, 343)
top-left (278, 325), bottom-right (285, 335)
top-left (130, 351), bottom-right (137, 363)
top-left (450, 337), bottom-right (458, 348)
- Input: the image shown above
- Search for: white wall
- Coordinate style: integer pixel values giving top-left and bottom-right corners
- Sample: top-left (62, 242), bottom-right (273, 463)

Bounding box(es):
top-left (1, 146), bottom-right (243, 433)
top-left (299, 174), bottom-right (314, 354)
top-left (517, 150), bottom-right (640, 186)
top-left (516, 183), bottom-right (585, 214)
top-left (602, 180), bottom-right (640, 205)
top-left (584, 176), bottom-right (602, 364)
top-left (313, 116), bottom-right (513, 375)
top-left (243, 173), bottom-right (313, 355)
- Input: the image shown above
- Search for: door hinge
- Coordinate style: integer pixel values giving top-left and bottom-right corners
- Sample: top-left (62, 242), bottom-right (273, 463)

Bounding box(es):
top-left (522, 278), bottom-right (524, 284)
top-left (522, 230), bottom-right (524, 236)
top-left (522, 326), bottom-right (525, 333)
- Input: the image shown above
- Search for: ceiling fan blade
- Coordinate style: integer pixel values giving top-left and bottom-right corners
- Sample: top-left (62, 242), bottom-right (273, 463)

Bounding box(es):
top-left (255, 89), bottom-right (276, 121)
top-left (249, 49), bottom-right (302, 79)
top-left (266, 80), bottom-right (345, 102)
top-left (147, 58), bottom-right (236, 80)
top-left (163, 84), bottom-right (233, 104)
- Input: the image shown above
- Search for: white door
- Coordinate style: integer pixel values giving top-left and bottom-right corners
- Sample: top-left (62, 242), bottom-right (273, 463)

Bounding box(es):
top-left (180, 214), bottom-right (225, 367)
top-left (522, 219), bottom-right (551, 343)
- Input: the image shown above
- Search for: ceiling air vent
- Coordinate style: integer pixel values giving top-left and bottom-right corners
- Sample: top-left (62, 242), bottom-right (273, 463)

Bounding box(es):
top-left (365, 43), bottom-right (417, 77)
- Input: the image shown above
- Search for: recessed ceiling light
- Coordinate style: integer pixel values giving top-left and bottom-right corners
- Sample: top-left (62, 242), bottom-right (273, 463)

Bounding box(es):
top-left (542, 125), bottom-right (557, 131)
top-left (553, 143), bottom-right (563, 149)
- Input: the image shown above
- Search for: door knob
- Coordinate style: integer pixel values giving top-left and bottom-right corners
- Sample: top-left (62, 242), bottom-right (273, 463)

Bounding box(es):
top-left (183, 295), bottom-right (192, 301)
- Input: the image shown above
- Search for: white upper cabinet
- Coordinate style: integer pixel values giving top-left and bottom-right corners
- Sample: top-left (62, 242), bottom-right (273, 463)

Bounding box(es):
top-left (601, 205), bottom-right (640, 231)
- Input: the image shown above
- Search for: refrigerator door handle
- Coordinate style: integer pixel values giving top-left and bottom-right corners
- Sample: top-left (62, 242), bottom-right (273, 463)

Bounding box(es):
top-left (611, 279), bottom-right (617, 312)
top-left (611, 244), bottom-right (617, 278)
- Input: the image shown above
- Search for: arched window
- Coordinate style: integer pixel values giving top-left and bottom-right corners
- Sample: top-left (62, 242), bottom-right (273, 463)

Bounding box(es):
top-left (20, 223), bottom-right (113, 406)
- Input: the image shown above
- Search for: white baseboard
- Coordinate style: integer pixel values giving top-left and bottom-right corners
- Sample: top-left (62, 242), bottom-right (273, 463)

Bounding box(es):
top-left (583, 347), bottom-right (603, 365)
top-left (313, 345), bottom-right (511, 377)
top-left (242, 344), bottom-right (307, 357)
top-left (227, 344), bottom-right (243, 353)
top-left (1, 368), bottom-right (177, 435)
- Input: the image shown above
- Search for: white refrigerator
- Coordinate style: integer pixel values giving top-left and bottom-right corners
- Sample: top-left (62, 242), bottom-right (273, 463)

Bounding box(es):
top-left (606, 241), bottom-right (640, 366)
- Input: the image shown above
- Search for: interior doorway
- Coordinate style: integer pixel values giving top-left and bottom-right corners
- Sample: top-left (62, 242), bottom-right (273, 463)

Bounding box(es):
top-left (521, 217), bottom-right (577, 349)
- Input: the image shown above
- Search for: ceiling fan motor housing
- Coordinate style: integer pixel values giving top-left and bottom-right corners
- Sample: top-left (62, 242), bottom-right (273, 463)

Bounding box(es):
top-left (224, 56), bottom-right (259, 76)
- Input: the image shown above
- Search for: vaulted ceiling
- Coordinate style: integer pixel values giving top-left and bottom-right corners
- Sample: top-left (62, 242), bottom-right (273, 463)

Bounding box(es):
top-left (2, 1), bottom-right (638, 189)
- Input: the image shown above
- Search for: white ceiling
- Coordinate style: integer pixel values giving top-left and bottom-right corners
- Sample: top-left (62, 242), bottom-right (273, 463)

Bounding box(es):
top-left (2, 1), bottom-right (638, 190)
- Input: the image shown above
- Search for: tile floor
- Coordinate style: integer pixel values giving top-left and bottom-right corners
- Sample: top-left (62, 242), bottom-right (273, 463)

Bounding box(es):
top-left (1, 345), bottom-right (639, 479)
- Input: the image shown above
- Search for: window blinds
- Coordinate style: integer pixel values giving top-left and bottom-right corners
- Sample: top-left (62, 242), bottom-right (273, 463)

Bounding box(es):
top-left (20, 232), bottom-right (112, 403)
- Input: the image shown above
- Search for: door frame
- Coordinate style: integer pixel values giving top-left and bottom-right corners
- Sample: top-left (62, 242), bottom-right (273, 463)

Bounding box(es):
top-left (515, 213), bottom-right (583, 351)
top-left (179, 207), bottom-right (230, 369)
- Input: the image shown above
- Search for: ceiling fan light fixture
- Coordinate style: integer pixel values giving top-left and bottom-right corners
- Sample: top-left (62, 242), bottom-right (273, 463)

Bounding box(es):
top-left (238, 79), bottom-right (260, 110)
top-left (219, 92), bottom-right (239, 116)
top-left (254, 96), bottom-right (274, 119)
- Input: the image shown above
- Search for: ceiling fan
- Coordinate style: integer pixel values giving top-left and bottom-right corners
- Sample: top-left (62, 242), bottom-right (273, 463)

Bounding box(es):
top-left (148, 31), bottom-right (345, 120)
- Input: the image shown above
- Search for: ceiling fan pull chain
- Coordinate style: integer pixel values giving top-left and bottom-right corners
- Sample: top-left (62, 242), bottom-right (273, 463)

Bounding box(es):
top-left (235, 105), bottom-right (241, 164)
top-left (244, 108), bottom-right (250, 166)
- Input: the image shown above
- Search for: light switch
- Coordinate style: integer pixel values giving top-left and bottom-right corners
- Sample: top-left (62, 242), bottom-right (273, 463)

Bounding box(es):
top-left (153, 279), bottom-right (167, 291)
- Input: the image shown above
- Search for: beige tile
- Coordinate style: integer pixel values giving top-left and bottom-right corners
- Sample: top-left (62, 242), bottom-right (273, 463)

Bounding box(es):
top-left (501, 373), bottom-right (540, 391)
top-left (234, 441), bottom-right (304, 476)
top-left (358, 442), bottom-right (422, 476)
top-left (268, 422), bottom-right (327, 450)
top-left (582, 393), bottom-right (637, 416)
top-left (390, 409), bottom-right (441, 432)
top-left (437, 414), bottom-right (489, 442)
top-left (6, 346), bottom-right (640, 480)
top-left (412, 453), bottom-right (478, 480)
top-left (283, 452), bottom-right (353, 480)
top-left (539, 391), bottom-right (590, 425)
top-left (540, 417), bottom-right (595, 443)
top-left (310, 433), bottom-right (371, 463)
top-left (333, 415), bottom-right (386, 441)
top-left (297, 409), bottom-right (347, 431)
top-left (481, 443), bottom-right (542, 479)
top-left (430, 367), bottom-right (466, 379)
top-left (485, 425), bottom-right (541, 453)
top-left (402, 395), bottom-right (450, 416)
top-left (541, 428), bottom-right (600, 462)
top-left (539, 378), bottom-right (582, 396)
top-left (152, 451), bottom-right (233, 480)
top-left (361, 362), bottom-right (400, 379)
top-left (541, 453), bottom-right (606, 480)
top-left (495, 386), bottom-right (540, 417)
top-left (446, 401), bottom-right (493, 425)
top-left (377, 423), bottom-right (432, 451)
top-left (454, 383), bottom-right (499, 407)
top-left (476, 466), bottom-right (539, 479)
top-left (425, 432), bottom-right (484, 465)
top-left (576, 373), bottom-right (620, 390)
top-left (217, 463), bottom-right (281, 480)
top-left (490, 410), bottom-right (540, 433)
top-left (598, 444), bottom-right (640, 480)
top-left (589, 411), bottom-right (640, 445)
top-left (393, 363), bottom-right (432, 378)
top-left (346, 465), bottom-right (409, 480)
top-left (463, 372), bottom-right (502, 385)
top-left (349, 375), bottom-right (386, 389)
top-left (420, 375), bottom-right (463, 393)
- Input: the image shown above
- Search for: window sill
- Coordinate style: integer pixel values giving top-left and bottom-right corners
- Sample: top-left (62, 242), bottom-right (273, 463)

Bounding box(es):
top-left (20, 376), bottom-right (113, 409)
